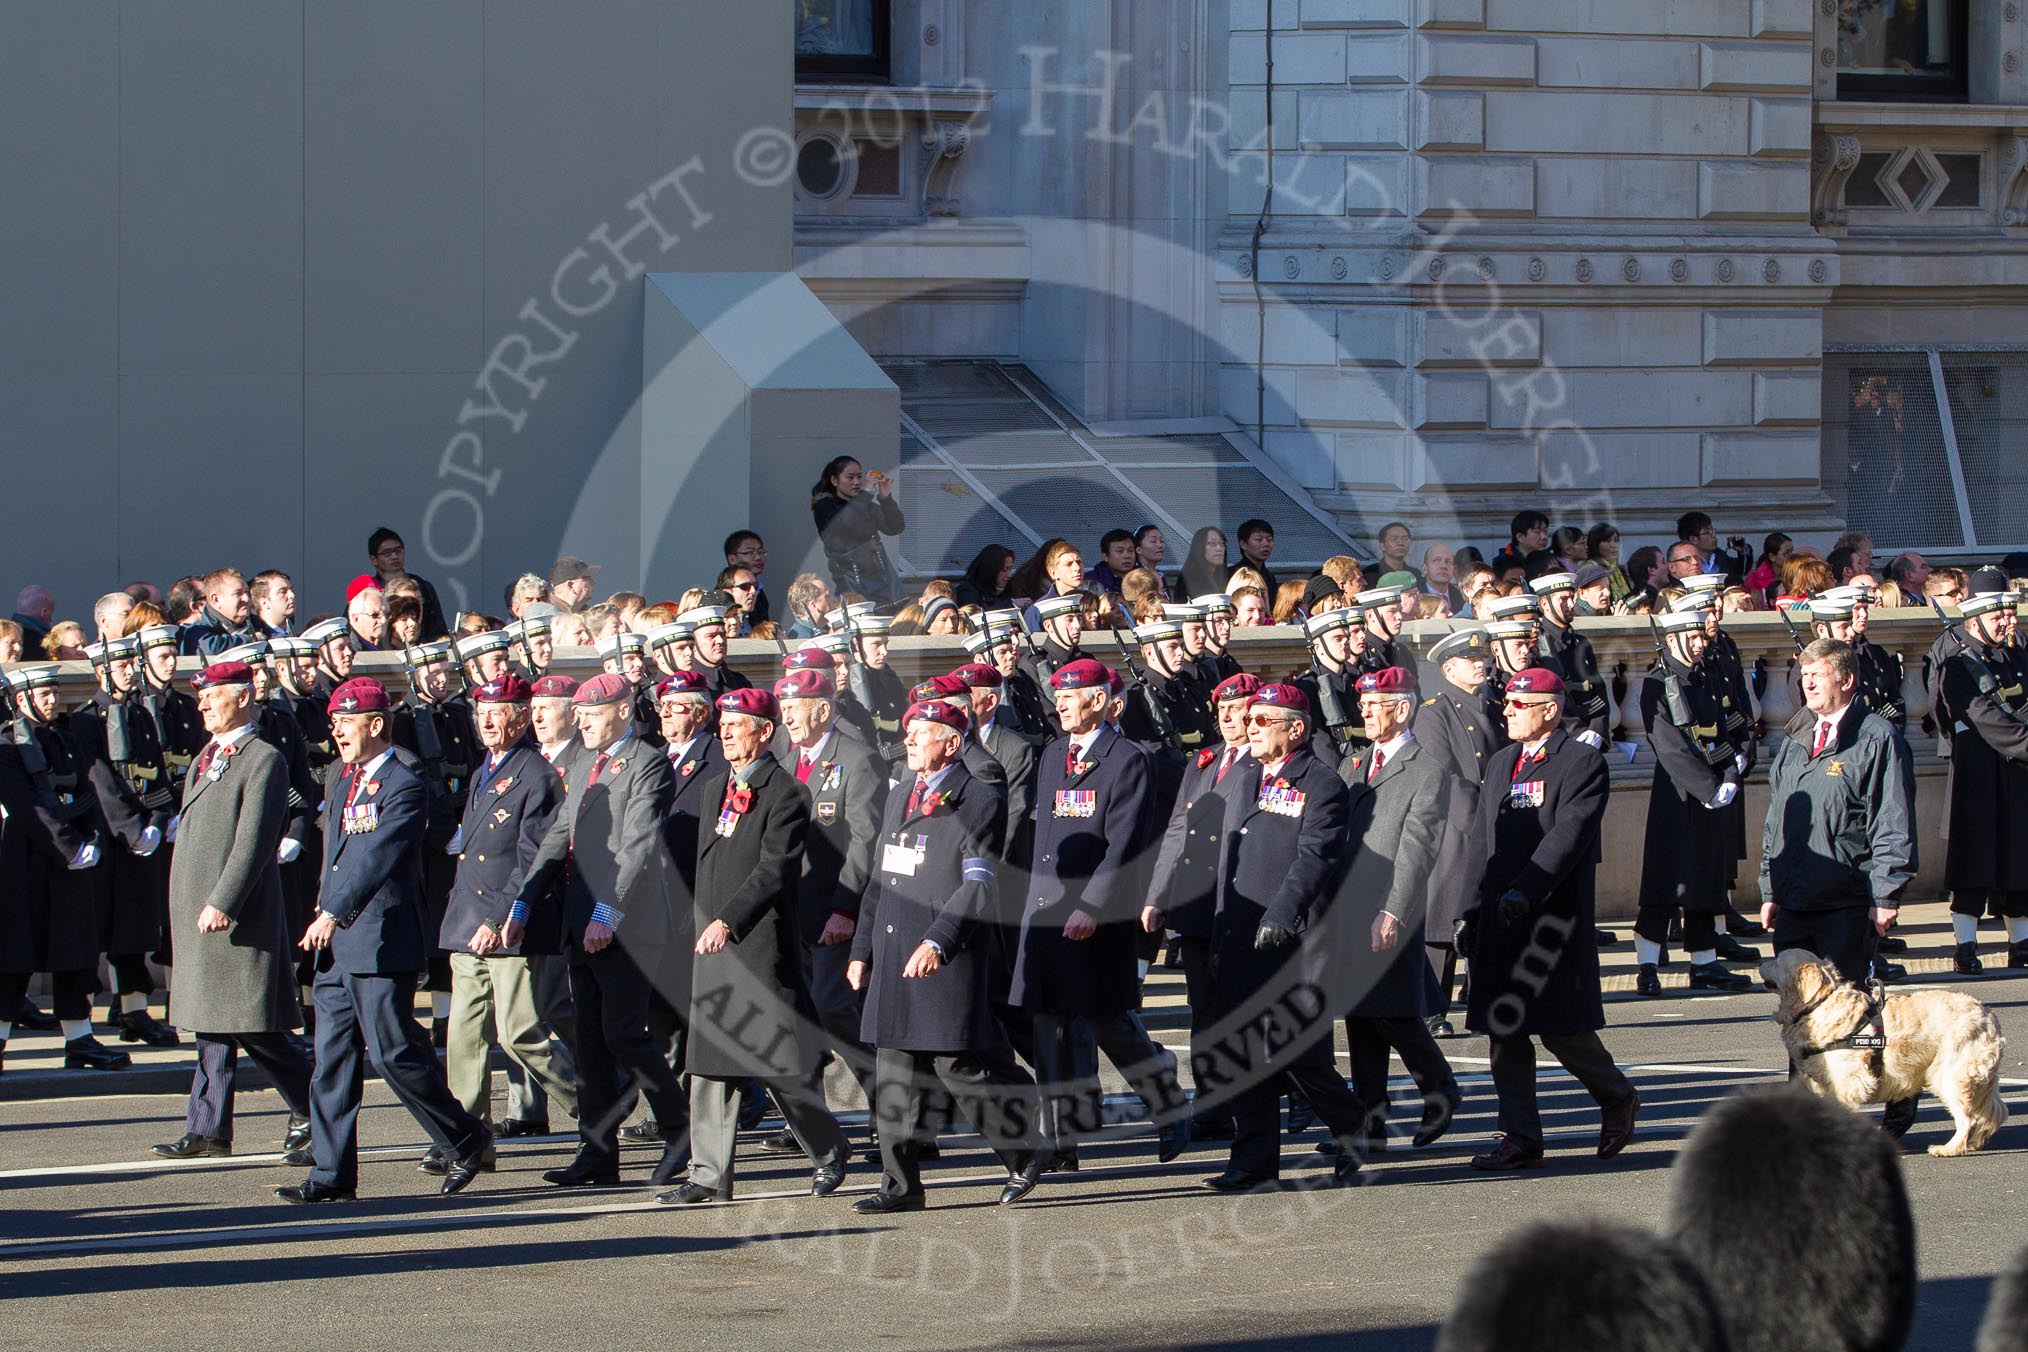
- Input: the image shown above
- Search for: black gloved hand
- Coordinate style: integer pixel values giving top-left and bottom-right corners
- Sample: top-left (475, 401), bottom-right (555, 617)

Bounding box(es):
top-left (1254, 921), bottom-right (1297, 951)
top-left (1497, 889), bottom-right (1532, 924)
top-left (1453, 912), bottom-right (1478, 958)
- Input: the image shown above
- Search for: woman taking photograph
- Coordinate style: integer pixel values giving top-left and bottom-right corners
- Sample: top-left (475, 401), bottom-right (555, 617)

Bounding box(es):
top-left (955, 544), bottom-right (1017, 609)
top-left (811, 455), bottom-right (906, 606)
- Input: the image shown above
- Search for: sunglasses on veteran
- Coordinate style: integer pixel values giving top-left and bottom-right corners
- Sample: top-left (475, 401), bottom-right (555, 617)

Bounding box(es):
top-left (1246, 712), bottom-right (1302, 729)
top-left (1502, 697), bottom-right (1557, 711)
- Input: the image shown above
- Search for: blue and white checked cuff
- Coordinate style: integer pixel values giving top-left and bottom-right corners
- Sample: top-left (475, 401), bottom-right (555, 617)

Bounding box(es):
top-left (589, 901), bottom-right (625, 929)
top-left (961, 856), bottom-right (996, 884)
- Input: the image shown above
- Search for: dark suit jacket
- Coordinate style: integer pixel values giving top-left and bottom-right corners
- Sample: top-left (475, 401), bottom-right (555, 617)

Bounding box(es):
top-left (1336, 738), bottom-right (1447, 1018)
top-left (1145, 743), bottom-right (1246, 939)
top-left (1414, 680), bottom-right (1504, 940)
top-left (977, 712), bottom-right (1040, 863)
top-left (1009, 726), bottom-right (1155, 1016)
top-left (442, 738), bottom-right (565, 954)
top-left (518, 733), bottom-right (679, 952)
top-left (792, 731), bottom-right (887, 944)
top-left (688, 756), bottom-right (821, 1079)
top-left (317, 752), bottom-right (432, 976)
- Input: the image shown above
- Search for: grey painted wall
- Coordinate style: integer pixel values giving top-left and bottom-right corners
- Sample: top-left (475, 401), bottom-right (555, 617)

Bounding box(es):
top-left (0, 0), bottom-right (792, 624)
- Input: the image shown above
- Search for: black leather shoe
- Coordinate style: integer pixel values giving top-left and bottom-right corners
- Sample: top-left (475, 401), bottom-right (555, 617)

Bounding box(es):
top-left (1635, 963), bottom-right (1663, 997)
top-left (656, 1181), bottom-right (730, 1205)
top-left (1469, 1136), bottom-right (1545, 1171)
top-left (1714, 936), bottom-right (1761, 963)
top-left (1000, 1152), bottom-right (1049, 1205)
top-left (1595, 928), bottom-right (1620, 946)
top-left (64, 1036), bottom-right (132, 1070)
top-left (440, 1142), bottom-right (492, 1195)
top-left (1413, 1093), bottom-right (1461, 1149)
top-left (649, 1144), bottom-right (692, 1187)
top-left (917, 1140), bottom-right (941, 1160)
top-left (544, 1156), bottom-right (622, 1187)
top-left (619, 1120), bottom-right (664, 1143)
top-left (854, 1192), bottom-right (926, 1214)
top-left (756, 1128), bottom-right (802, 1155)
top-left (1598, 1089), bottom-right (1640, 1159)
top-left (431, 1020), bottom-right (448, 1051)
top-left (153, 1133), bottom-right (230, 1159)
top-left (495, 1118), bottom-right (550, 1139)
top-left (1727, 915), bottom-right (1767, 938)
top-left (13, 1000), bottom-right (59, 1033)
top-left (1284, 1097), bottom-right (1316, 1133)
top-left (1044, 1145), bottom-right (1078, 1173)
top-left (736, 1092), bottom-right (769, 1132)
top-left (118, 1010), bottom-right (181, 1047)
top-left (810, 1162), bottom-right (847, 1196)
top-left (1687, 962), bottom-right (1751, 992)
top-left (1202, 1168), bottom-right (1275, 1193)
top-left (1873, 959), bottom-right (1908, 984)
top-left (2008, 940), bottom-right (2028, 970)
top-left (418, 1151), bottom-right (448, 1176)
top-left (1955, 942), bottom-right (1984, 975)
top-left (1156, 1117), bottom-right (1191, 1164)
top-left (1425, 1016), bottom-right (1456, 1039)
top-left (1190, 1117), bottom-right (1236, 1141)
top-left (281, 1148), bottom-right (314, 1168)
top-left (1330, 1151), bottom-right (1362, 1184)
top-left (1876, 934), bottom-right (1907, 954)
top-left (283, 1117), bottom-right (312, 1152)
top-left (276, 1179), bottom-right (354, 1204)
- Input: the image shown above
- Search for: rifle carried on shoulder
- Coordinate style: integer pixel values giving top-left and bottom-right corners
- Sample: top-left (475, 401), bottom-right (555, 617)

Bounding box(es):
top-left (1113, 630), bottom-right (1181, 755)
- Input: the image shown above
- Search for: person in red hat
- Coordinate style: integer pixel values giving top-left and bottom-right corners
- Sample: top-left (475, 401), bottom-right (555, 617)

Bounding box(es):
top-left (430, 675), bottom-right (576, 1163)
top-left (1329, 666), bottom-right (1464, 1155)
top-left (528, 673), bottom-right (582, 773)
top-left (662, 686), bottom-right (849, 1205)
top-left (504, 672), bottom-right (691, 1189)
top-left (152, 660), bottom-right (316, 1162)
top-left (1009, 658), bottom-right (1189, 1169)
top-left (1142, 670), bottom-right (1261, 1141)
top-left (763, 664), bottom-right (888, 1153)
top-left (910, 673), bottom-right (1012, 853)
top-left (278, 677), bottom-right (491, 1203)
top-left (1462, 666), bottom-right (1638, 1173)
top-left (846, 700), bottom-right (1053, 1212)
top-left (1201, 680), bottom-right (1368, 1191)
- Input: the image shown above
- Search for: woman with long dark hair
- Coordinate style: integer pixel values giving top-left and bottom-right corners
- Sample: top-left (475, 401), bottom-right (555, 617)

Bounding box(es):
top-left (1177, 526), bottom-right (1230, 600)
top-left (1587, 523), bottom-right (1630, 602)
top-left (810, 455), bottom-right (906, 606)
top-left (955, 544), bottom-right (1017, 609)
top-left (1746, 532), bottom-right (1793, 605)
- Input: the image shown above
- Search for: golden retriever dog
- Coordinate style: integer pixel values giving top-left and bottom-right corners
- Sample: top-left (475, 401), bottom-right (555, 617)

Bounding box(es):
top-left (1762, 948), bottom-right (2008, 1157)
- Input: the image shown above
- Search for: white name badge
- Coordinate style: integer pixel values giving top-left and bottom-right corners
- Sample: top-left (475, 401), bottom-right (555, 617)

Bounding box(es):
top-left (881, 842), bottom-right (920, 877)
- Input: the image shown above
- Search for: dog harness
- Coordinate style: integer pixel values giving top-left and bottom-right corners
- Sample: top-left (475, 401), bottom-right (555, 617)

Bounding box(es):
top-left (1789, 979), bottom-right (1890, 1067)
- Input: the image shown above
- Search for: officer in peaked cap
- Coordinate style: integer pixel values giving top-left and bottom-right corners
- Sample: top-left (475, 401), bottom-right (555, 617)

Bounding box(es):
top-left (1413, 626), bottom-right (1505, 1037)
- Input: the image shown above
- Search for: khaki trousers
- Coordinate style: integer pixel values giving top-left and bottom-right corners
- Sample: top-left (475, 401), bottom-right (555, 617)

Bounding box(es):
top-left (447, 951), bottom-right (579, 1130)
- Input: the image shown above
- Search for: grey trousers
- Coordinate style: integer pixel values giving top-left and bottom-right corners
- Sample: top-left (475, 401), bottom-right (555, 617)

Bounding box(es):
top-left (447, 951), bottom-right (578, 1129)
top-left (688, 1073), bottom-right (847, 1196)
top-left (1487, 1030), bottom-right (1636, 1150)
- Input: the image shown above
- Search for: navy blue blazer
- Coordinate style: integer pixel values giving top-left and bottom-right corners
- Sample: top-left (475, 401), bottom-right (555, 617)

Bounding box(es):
top-left (318, 752), bottom-right (432, 976)
top-left (440, 738), bottom-right (565, 955)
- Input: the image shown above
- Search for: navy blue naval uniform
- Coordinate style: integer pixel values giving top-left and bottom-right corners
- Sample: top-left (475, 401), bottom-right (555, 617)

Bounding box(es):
top-left (305, 751), bottom-right (486, 1192)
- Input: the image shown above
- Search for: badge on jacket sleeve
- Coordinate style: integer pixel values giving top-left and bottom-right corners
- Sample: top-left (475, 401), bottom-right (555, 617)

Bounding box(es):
top-left (1053, 789), bottom-right (1097, 819)
top-left (817, 800), bottom-right (837, 824)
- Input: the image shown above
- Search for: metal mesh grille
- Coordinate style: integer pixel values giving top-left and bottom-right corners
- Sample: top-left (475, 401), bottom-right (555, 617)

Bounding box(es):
top-left (1117, 466), bottom-right (1358, 563)
top-left (894, 468), bottom-right (1032, 574)
top-left (899, 433), bottom-right (936, 467)
top-left (1822, 354), bottom-right (1965, 550)
top-left (1943, 354), bottom-right (2028, 547)
top-left (1095, 436), bottom-right (1249, 465)
top-left (884, 362), bottom-right (1020, 399)
top-left (937, 432), bottom-right (1097, 468)
top-left (908, 400), bottom-right (1060, 437)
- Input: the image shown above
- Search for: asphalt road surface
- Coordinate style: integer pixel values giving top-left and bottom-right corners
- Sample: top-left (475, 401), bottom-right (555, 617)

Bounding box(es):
top-left (4, 974), bottom-right (2027, 1351)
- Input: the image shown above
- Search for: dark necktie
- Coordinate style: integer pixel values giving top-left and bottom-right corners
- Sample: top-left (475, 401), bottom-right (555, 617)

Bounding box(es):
top-left (797, 750), bottom-right (814, 784)
top-left (906, 775), bottom-right (928, 817)
top-left (585, 751), bottom-right (611, 788)
top-left (1511, 747), bottom-right (1540, 783)
top-left (194, 742), bottom-right (220, 780)
top-left (1215, 746), bottom-right (1237, 784)
top-left (1368, 749), bottom-right (1384, 784)
top-left (1065, 743), bottom-right (1081, 777)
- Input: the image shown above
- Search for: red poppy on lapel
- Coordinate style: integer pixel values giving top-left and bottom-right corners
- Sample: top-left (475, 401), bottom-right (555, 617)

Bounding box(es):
top-left (680, 760), bottom-right (699, 778)
top-left (365, 781), bottom-right (380, 796)
top-left (921, 790), bottom-right (948, 816)
top-left (1195, 748), bottom-right (1216, 770)
top-left (727, 785), bottom-right (754, 815)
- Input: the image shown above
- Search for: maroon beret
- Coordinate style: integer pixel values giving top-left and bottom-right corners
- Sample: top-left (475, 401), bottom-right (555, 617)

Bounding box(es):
top-left (1211, 672), bottom-right (1263, 704)
top-left (530, 675), bottom-right (578, 699)
top-left (904, 700), bottom-right (969, 736)
top-left (950, 662), bottom-right (1003, 690)
top-left (1050, 658), bottom-right (1112, 692)
top-left (1251, 682), bottom-right (1310, 715)
top-left (572, 672), bottom-right (633, 707)
top-left (1107, 668), bottom-right (1126, 695)
top-left (1355, 666), bottom-right (1415, 696)
top-left (717, 687), bottom-right (781, 723)
top-left (1506, 667), bottom-right (1566, 696)
top-left (191, 661), bottom-right (254, 691)
top-left (909, 673), bottom-right (969, 705)
top-left (327, 677), bottom-right (392, 715)
top-left (775, 670), bottom-right (836, 701)
top-left (781, 648), bottom-right (835, 672)
top-left (473, 675), bottom-right (533, 704)
top-left (655, 670), bottom-right (709, 699)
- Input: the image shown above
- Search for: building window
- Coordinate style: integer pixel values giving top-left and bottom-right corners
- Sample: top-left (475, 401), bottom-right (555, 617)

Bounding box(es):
top-left (1836, 0), bottom-right (1968, 103)
top-left (795, 0), bottom-right (891, 82)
